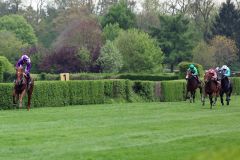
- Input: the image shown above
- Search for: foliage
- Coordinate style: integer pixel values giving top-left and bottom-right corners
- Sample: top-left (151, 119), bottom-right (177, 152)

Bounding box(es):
top-left (115, 73), bottom-right (178, 81)
top-left (211, 0), bottom-right (239, 38)
top-left (0, 63), bottom-right (2, 82)
top-left (210, 35), bottom-right (238, 67)
top-left (0, 31), bottom-right (28, 64)
top-left (178, 62), bottom-right (204, 79)
top-left (97, 40), bottom-right (123, 73)
top-left (151, 15), bottom-right (198, 72)
top-left (114, 29), bottom-right (164, 73)
top-left (53, 9), bottom-right (103, 70)
top-left (192, 41), bottom-right (216, 69)
top-left (0, 56), bottom-right (14, 73)
top-left (103, 23), bottom-right (123, 41)
top-left (39, 47), bottom-right (82, 73)
top-left (0, 15), bottom-right (37, 45)
top-left (101, 0), bottom-right (136, 29)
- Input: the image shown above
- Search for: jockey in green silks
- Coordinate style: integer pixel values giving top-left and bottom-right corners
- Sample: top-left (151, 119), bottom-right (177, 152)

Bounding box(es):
top-left (187, 64), bottom-right (200, 83)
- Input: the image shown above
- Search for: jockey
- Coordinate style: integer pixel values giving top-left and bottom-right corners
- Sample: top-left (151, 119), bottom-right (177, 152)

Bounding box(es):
top-left (209, 69), bottom-right (218, 81)
top-left (221, 65), bottom-right (231, 78)
top-left (187, 64), bottom-right (200, 83)
top-left (16, 55), bottom-right (32, 85)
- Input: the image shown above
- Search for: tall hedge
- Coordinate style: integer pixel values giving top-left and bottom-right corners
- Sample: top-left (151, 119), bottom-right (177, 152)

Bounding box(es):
top-left (178, 62), bottom-right (204, 79)
top-left (0, 63), bottom-right (3, 82)
top-left (1, 78), bottom-right (240, 109)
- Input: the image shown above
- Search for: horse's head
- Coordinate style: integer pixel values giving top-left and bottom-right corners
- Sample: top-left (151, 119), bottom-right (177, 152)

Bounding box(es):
top-left (15, 66), bottom-right (26, 85)
top-left (204, 69), bottom-right (215, 82)
top-left (186, 70), bottom-right (193, 79)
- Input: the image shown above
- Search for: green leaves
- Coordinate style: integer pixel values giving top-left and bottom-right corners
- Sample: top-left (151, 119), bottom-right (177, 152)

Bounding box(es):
top-left (97, 40), bottom-right (123, 73)
top-left (151, 15), bottom-right (197, 71)
top-left (101, 0), bottom-right (136, 30)
top-left (114, 29), bottom-right (164, 73)
top-left (0, 15), bottom-right (37, 45)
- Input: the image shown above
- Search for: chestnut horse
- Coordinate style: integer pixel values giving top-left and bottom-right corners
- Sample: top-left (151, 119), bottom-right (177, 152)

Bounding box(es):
top-left (13, 67), bottom-right (34, 110)
top-left (202, 69), bottom-right (220, 109)
top-left (185, 71), bottom-right (203, 103)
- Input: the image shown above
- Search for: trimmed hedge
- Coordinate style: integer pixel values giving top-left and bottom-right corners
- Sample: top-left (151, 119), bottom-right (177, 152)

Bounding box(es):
top-left (178, 62), bottom-right (204, 79)
top-left (231, 77), bottom-right (240, 95)
top-left (115, 73), bottom-right (178, 81)
top-left (1, 78), bottom-right (240, 109)
top-left (0, 63), bottom-right (3, 82)
top-left (3, 73), bottom-right (178, 82)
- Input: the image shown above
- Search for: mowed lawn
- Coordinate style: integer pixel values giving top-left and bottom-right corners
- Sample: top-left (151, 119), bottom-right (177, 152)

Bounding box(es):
top-left (1, 97), bottom-right (240, 160)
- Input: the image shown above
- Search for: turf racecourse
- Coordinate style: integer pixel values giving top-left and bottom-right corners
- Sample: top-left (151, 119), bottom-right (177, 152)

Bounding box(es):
top-left (0, 97), bottom-right (240, 160)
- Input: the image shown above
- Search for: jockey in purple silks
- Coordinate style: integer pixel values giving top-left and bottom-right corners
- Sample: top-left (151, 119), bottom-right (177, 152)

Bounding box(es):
top-left (16, 55), bottom-right (32, 85)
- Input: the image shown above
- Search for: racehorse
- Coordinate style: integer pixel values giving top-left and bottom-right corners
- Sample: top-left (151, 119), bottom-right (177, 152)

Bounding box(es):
top-left (13, 67), bottom-right (34, 111)
top-left (202, 69), bottom-right (220, 109)
top-left (185, 71), bottom-right (202, 103)
top-left (217, 70), bottom-right (232, 106)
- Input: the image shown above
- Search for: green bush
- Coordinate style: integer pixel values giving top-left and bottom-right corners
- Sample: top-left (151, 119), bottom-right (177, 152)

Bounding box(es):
top-left (0, 64), bottom-right (3, 82)
top-left (1, 78), bottom-right (239, 109)
top-left (0, 56), bottom-right (14, 73)
top-left (160, 80), bottom-right (186, 102)
top-left (116, 73), bottom-right (178, 81)
top-left (178, 62), bottom-right (204, 79)
top-left (231, 77), bottom-right (240, 95)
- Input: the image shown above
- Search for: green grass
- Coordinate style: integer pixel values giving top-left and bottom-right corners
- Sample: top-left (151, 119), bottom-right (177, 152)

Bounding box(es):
top-left (1, 97), bottom-right (240, 160)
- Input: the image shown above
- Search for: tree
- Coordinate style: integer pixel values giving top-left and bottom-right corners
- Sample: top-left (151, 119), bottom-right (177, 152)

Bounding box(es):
top-left (151, 15), bottom-right (197, 72)
top-left (210, 35), bottom-right (238, 67)
top-left (53, 10), bottom-right (103, 63)
top-left (192, 41), bottom-right (215, 69)
top-left (0, 31), bottom-right (28, 64)
top-left (96, 0), bottom-right (118, 15)
top-left (0, 15), bottom-right (37, 45)
top-left (114, 29), bottom-right (163, 73)
top-left (97, 40), bottom-right (123, 73)
top-left (211, 0), bottom-right (238, 38)
top-left (101, 0), bottom-right (136, 29)
top-left (137, 0), bottom-right (161, 32)
top-left (190, 0), bottom-right (215, 40)
top-left (103, 23), bottom-right (122, 41)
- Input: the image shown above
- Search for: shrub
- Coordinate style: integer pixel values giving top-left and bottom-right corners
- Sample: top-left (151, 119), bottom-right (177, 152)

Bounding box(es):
top-left (0, 63), bottom-right (3, 82)
top-left (115, 73), bottom-right (178, 81)
top-left (0, 56), bottom-right (14, 73)
top-left (178, 62), bottom-right (204, 79)
top-left (160, 80), bottom-right (186, 102)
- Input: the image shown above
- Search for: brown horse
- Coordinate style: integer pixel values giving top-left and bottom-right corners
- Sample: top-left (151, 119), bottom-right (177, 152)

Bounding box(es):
top-left (185, 71), bottom-right (203, 103)
top-left (13, 67), bottom-right (34, 111)
top-left (202, 69), bottom-right (220, 109)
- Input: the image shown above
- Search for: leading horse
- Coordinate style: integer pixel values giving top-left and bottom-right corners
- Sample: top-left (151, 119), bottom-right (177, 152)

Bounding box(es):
top-left (218, 70), bottom-right (232, 106)
top-left (202, 69), bottom-right (220, 109)
top-left (185, 71), bottom-right (203, 103)
top-left (13, 67), bottom-right (34, 111)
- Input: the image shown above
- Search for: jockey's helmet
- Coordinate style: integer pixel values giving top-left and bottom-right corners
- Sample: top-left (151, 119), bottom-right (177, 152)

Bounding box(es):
top-left (189, 64), bottom-right (194, 69)
top-left (222, 65), bottom-right (228, 70)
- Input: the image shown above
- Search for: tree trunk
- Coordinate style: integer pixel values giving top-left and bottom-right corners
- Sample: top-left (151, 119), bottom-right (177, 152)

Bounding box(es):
top-left (170, 64), bottom-right (174, 72)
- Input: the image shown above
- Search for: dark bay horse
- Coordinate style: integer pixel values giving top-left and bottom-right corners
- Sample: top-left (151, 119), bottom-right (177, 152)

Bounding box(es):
top-left (13, 67), bottom-right (34, 111)
top-left (186, 71), bottom-right (202, 103)
top-left (202, 69), bottom-right (220, 109)
top-left (218, 70), bottom-right (232, 106)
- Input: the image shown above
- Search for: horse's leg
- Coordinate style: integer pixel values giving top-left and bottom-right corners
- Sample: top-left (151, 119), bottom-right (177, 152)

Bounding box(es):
top-left (193, 91), bottom-right (196, 103)
top-left (209, 94), bottom-right (213, 109)
top-left (19, 90), bottom-right (26, 109)
top-left (220, 91), bottom-right (224, 106)
top-left (190, 91), bottom-right (193, 103)
top-left (12, 90), bottom-right (17, 105)
top-left (27, 90), bottom-right (33, 111)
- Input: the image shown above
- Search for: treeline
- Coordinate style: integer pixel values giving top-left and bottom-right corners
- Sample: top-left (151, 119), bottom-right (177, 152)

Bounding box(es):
top-left (0, 0), bottom-right (239, 74)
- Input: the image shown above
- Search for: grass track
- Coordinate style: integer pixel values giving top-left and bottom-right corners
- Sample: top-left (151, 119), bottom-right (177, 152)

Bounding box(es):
top-left (0, 97), bottom-right (240, 160)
